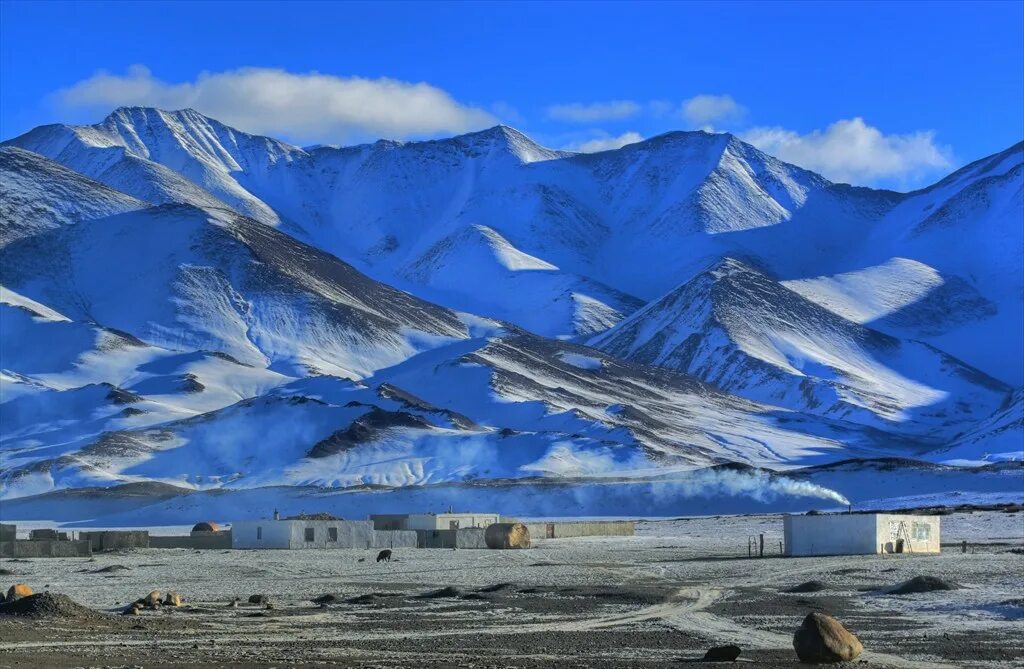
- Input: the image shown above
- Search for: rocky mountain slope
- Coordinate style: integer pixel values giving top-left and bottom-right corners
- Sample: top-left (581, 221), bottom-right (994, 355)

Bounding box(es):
top-left (1, 111), bottom-right (1020, 510)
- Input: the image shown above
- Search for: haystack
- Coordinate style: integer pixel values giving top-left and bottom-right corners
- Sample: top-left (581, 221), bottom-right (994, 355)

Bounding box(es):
top-left (191, 521), bottom-right (220, 533)
top-left (484, 523), bottom-right (530, 549)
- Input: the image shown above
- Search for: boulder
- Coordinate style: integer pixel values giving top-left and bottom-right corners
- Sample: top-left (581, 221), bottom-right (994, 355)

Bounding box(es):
top-left (793, 612), bottom-right (863, 663)
top-left (164, 591), bottom-right (183, 607)
top-left (143, 591), bottom-right (161, 607)
top-left (248, 594), bottom-right (268, 605)
top-left (6, 584), bottom-right (32, 601)
top-left (703, 645), bottom-right (742, 661)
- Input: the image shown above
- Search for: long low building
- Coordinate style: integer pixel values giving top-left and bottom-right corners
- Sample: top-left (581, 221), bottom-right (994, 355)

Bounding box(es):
top-left (231, 518), bottom-right (416, 550)
top-left (784, 513), bottom-right (941, 556)
top-left (370, 512), bottom-right (499, 531)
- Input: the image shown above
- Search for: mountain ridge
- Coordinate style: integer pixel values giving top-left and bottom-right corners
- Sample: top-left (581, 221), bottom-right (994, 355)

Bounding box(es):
top-left (1, 109), bottom-right (1021, 508)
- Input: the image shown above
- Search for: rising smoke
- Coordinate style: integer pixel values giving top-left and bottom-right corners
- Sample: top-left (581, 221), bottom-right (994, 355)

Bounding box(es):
top-left (647, 467), bottom-right (851, 506)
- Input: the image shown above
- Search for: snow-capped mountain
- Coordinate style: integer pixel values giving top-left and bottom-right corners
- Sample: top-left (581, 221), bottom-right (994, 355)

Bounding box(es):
top-left (0, 200), bottom-right (468, 379)
top-left (587, 257), bottom-right (1008, 436)
top-left (0, 147), bottom-right (146, 246)
top-left (1, 109), bottom-right (1021, 514)
top-left (8, 110), bottom-right (1019, 377)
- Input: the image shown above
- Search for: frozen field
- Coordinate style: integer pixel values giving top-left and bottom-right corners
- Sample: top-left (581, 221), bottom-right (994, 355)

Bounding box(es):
top-left (0, 511), bottom-right (1022, 668)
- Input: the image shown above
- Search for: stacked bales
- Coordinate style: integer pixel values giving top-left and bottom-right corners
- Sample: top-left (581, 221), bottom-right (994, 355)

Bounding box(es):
top-left (484, 523), bottom-right (530, 549)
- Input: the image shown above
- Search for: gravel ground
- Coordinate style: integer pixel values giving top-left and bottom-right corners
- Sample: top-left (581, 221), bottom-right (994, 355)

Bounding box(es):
top-left (0, 510), bottom-right (1021, 668)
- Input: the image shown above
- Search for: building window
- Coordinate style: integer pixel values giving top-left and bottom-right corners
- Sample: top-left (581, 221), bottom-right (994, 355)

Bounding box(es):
top-left (257, 526), bottom-right (262, 540)
top-left (328, 527), bottom-right (338, 542)
top-left (305, 527), bottom-right (315, 542)
top-left (912, 523), bottom-right (931, 541)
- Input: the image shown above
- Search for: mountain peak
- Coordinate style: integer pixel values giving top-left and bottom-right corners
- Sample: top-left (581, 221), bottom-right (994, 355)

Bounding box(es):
top-left (453, 124), bottom-right (567, 163)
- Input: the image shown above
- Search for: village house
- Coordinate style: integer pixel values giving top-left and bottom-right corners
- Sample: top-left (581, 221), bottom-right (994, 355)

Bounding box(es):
top-left (231, 512), bottom-right (416, 550)
top-left (784, 513), bottom-right (941, 556)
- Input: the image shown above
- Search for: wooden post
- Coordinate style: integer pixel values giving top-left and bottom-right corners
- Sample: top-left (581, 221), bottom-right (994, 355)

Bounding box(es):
top-left (779, 540), bottom-right (783, 555)
top-left (748, 537), bottom-right (752, 558)
top-left (962, 540), bottom-right (967, 554)
top-left (759, 533), bottom-right (764, 557)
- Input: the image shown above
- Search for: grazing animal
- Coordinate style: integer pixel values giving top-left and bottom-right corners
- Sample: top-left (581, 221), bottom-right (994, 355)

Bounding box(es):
top-left (376, 549), bottom-right (392, 563)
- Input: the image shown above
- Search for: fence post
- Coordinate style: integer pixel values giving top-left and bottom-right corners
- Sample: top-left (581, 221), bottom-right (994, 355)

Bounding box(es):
top-left (759, 534), bottom-right (764, 558)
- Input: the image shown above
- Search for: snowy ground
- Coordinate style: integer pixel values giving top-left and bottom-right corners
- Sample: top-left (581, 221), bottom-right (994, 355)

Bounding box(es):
top-left (0, 510), bottom-right (1020, 668)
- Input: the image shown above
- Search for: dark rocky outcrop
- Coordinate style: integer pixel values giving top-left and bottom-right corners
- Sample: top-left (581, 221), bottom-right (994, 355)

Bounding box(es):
top-left (889, 575), bottom-right (959, 594)
top-left (703, 644), bottom-right (742, 661)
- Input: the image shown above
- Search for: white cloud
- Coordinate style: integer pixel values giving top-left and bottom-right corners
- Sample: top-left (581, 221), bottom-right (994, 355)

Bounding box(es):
top-left (547, 100), bottom-right (642, 123)
top-left (53, 65), bottom-right (496, 143)
top-left (564, 131), bottom-right (644, 153)
top-left (741, 117), bottom-right (953, 185)
top-left (681, 94), bottom-right (745, 126)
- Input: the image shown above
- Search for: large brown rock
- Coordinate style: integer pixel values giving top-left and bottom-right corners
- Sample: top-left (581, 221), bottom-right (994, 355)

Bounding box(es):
top-left (6, 584), bottom-right (32, 601)
top-left (793, 612), bottom-right (863, 663)
top-left (164, 591), bottom-right (183, 607)
top-left (143, 591), bottom-right (161, 607)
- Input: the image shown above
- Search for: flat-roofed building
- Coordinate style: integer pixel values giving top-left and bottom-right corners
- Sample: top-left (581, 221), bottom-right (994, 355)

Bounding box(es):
top-left (784, 513), bottom-right (941, 557)
top-left (370, 512), bottom-right (499, 531)
top-left (231, 518), bottom-right (416, 550)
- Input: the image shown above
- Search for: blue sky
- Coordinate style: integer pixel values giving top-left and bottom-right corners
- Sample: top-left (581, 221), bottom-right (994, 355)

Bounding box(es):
top-left (1, 0), bottom-right (1021, 188)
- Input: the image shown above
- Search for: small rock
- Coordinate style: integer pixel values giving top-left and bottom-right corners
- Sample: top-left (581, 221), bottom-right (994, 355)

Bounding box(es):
top-left (6, 584), bottom-right (33, 601)
top-left (786, 580), bottom-right (828, 593)
top-left (164, 591), bottom-right (183, 607)
top-left (417, 586), bottom-right (462, 599)
top-left (793, 612), bottom-right (863, 663)
top-left (703, 645), bottom-right (742, 662)
top-left (312, 593), bottom-right (341, 605)
top-left (248, 594), bottom-right (268, 605)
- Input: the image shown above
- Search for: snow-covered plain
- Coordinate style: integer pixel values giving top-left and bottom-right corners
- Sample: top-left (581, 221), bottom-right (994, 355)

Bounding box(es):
top-left (0, 109), bottom-right (1021, 521)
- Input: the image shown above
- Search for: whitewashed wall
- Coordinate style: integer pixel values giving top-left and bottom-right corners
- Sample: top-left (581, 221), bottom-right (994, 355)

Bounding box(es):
top-left (784, 514), bottom-right (942, 556)
top-left (231, 520), bottom-right (291, 549)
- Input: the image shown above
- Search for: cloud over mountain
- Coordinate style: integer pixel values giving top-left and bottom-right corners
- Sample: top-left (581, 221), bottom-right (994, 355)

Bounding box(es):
top-left (742, 117), bottom-right (953, 186)
top-left (53, 65), bottom-right (496, 143)
top-left (681, 94), bottom-right (746, 126)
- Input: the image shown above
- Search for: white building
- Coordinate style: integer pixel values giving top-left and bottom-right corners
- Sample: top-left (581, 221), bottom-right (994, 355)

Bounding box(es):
top-left (784, 513), bottom-right (941, 557)
top-left (370, 512), bottom-right (499, 531)
top-left (231, 518), bottom-right (416, 550)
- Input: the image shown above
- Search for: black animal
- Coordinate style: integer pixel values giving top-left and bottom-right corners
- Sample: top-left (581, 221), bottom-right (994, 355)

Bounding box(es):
top-left (376, 549), bottom-right (392, 563)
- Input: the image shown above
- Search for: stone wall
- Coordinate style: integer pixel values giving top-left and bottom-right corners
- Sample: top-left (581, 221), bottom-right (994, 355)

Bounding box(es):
top-left (523, 521), bottom-right (636, 539)
top-left (79, 530), bottom-right (150, 551)
top-left (0, 539), bottom-right (92, 558)
top-left (372, 530), bottom-right (418, 549)
top-left (455, 527), bottom-right (488, 549)
top-left (415, 528), bottom-right (489, 549)
top-left (150, 533), bottom-right (232, 550)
